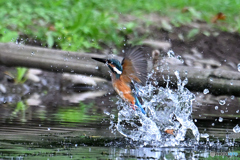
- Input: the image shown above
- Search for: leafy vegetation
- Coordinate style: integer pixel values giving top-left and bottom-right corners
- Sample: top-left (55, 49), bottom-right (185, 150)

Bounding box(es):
top-left (16, 67), bottom-right (28, 83)
top-left (0, 0), bottom-right (239, 51)
top-left (4, 67), bottom-right (28, 83)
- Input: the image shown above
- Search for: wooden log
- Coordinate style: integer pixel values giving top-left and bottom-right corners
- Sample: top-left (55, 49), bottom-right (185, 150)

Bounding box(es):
top-left (157, 65), bottom-right (240, 95)
top-left (0, 42), bottom-right (240, 95)
top-left (0, 42), bottom-right (112, 80)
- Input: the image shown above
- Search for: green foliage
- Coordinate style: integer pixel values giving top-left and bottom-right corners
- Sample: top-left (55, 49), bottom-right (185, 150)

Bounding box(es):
top-left (16, 67), bottom-right (28, 83)
top-left (187, 29), bottom-right (200, 40)
top-left (0, 0), bottom-right (239, 51)
top-left (0, 28), bottom-right (18, 42)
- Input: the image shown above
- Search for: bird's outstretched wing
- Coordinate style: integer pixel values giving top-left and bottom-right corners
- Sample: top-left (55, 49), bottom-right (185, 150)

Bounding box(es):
top-left (121, 46), bottom-right (147, 85)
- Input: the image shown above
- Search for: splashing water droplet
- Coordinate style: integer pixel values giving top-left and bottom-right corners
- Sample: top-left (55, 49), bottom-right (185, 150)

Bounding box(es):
top-left (176, 55), bottom-right (184, 63)
top-left (215, 106), bottom-right (218, 110)
top-left (236, 110), bottom-right (239, 113)
top-left (203, 89), bottom-right (209, 94)
top-left (201, 133), bottom-right (209, 138)
top-left (107, 50), bottom-right (201, 147)
top-left (233, 124), bottom-right (240, 133)
top-left (110, 114), bottom-right (115, 119)
top-left (218, 117), bottom-right (223, 122)
top-left (104, 111), bottom-right (110, 115)
top-left (114, 60), bottom-right (199, 146)
top-left (167, 50), bottom-right (175, 57)
top-left (219, 100), bottom-right (226, 105)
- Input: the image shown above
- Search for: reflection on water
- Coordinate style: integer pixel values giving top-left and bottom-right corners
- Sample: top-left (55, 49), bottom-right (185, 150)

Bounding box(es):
top-left (0, 94), bottom-right (240, 159)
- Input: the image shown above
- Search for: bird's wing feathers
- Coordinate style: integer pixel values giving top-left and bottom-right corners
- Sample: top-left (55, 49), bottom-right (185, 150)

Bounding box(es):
top-left (121, 47), bottom-right (147, 85)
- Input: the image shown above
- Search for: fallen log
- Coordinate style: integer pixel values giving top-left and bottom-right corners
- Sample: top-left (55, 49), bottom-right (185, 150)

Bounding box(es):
top-left (157, 65), bottom-right (240, 96)
top-left (0, 42), bottom-right (112, 80)
top-left (0, 42), bottom-right (240, 96)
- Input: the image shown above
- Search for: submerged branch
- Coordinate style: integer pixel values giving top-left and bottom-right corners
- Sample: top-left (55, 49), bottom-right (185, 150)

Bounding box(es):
top-left (0, 43), bottom-right (240, 95)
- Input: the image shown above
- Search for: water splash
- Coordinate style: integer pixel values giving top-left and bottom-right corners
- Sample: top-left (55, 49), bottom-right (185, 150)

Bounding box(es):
top-left (112, 50), bottom-right (199, 147)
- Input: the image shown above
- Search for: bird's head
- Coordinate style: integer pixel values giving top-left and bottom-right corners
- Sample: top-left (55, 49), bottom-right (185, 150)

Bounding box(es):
top-left (92, 57), bottom-right (123, 76)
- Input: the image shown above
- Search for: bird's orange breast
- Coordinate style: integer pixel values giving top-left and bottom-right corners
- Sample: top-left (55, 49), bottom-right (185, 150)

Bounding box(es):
top-left (112, 78), bottom-right (135, 105)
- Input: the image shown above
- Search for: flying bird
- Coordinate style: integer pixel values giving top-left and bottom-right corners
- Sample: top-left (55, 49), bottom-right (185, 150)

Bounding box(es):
top-left (92, 46), bottom-right (147, 114)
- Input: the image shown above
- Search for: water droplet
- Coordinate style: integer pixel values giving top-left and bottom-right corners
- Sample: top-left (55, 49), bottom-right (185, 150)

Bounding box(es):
top-left (238, 63), bottom-right (240, 72)
top-left (95, 66), bottom-right (99, 69)
top-left (233, 124), bottom-right (240, 133)
top-left (230, 82), bottom-right (233, 85)
top-left (201, 133), bottom-right (209, 138)
top-left (114, 69), bottom-right (200, 146)
top-left (48, 128), bottom-right (51, 130)
top-left (31, 52), bottom-right (34, 55)
top-left (110, 114), bottom-right (115, 119)
top-left (167, 50), bottom-right (175, 57)
top-left (220, 110), bottom-right (224, 114)
top-left (39, 124), bottom-right (41, 127)
top-left (203, 89), bottom-right (209, 94)
top-left (231, 95), bottom-right (235, 100)
top-left (209, 78), bottom-right (213, 82)
top-left (215, 106), bottom-right (218, 110)
top-left (212, 123), bottom-right (215, 126)
top-left (219, 100), bottom-right (225, 105)
top-left (236, 110), bottom-right (239, 113)
top-left (174, 70), bottom-right (179, 77)
top-left (75, 144), bottom-right (78, 147)
top-left (218, 117), bottom-right (223, 122)
top-left (104, 111), bottom-right (110, 115)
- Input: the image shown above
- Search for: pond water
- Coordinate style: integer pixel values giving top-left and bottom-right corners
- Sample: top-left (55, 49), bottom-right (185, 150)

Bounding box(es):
top-left (0, 83), bottom-right (240, 159)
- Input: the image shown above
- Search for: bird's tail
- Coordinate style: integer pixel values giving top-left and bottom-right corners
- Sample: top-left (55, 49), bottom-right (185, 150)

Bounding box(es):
top-left (134, 94), bottom-right (146, 114)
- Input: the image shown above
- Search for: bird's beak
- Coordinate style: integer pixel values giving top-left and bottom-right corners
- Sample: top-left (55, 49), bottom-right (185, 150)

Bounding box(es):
top-left (91, 57), bottom-right (107, 64)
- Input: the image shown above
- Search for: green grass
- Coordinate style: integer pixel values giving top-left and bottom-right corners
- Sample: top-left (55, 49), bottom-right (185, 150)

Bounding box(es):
top-left (0, 0), bottom-right (239, 51)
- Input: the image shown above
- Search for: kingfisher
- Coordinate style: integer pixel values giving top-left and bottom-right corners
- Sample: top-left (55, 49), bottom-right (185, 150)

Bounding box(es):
top-left (92, 46), bottom-right (147, 114)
